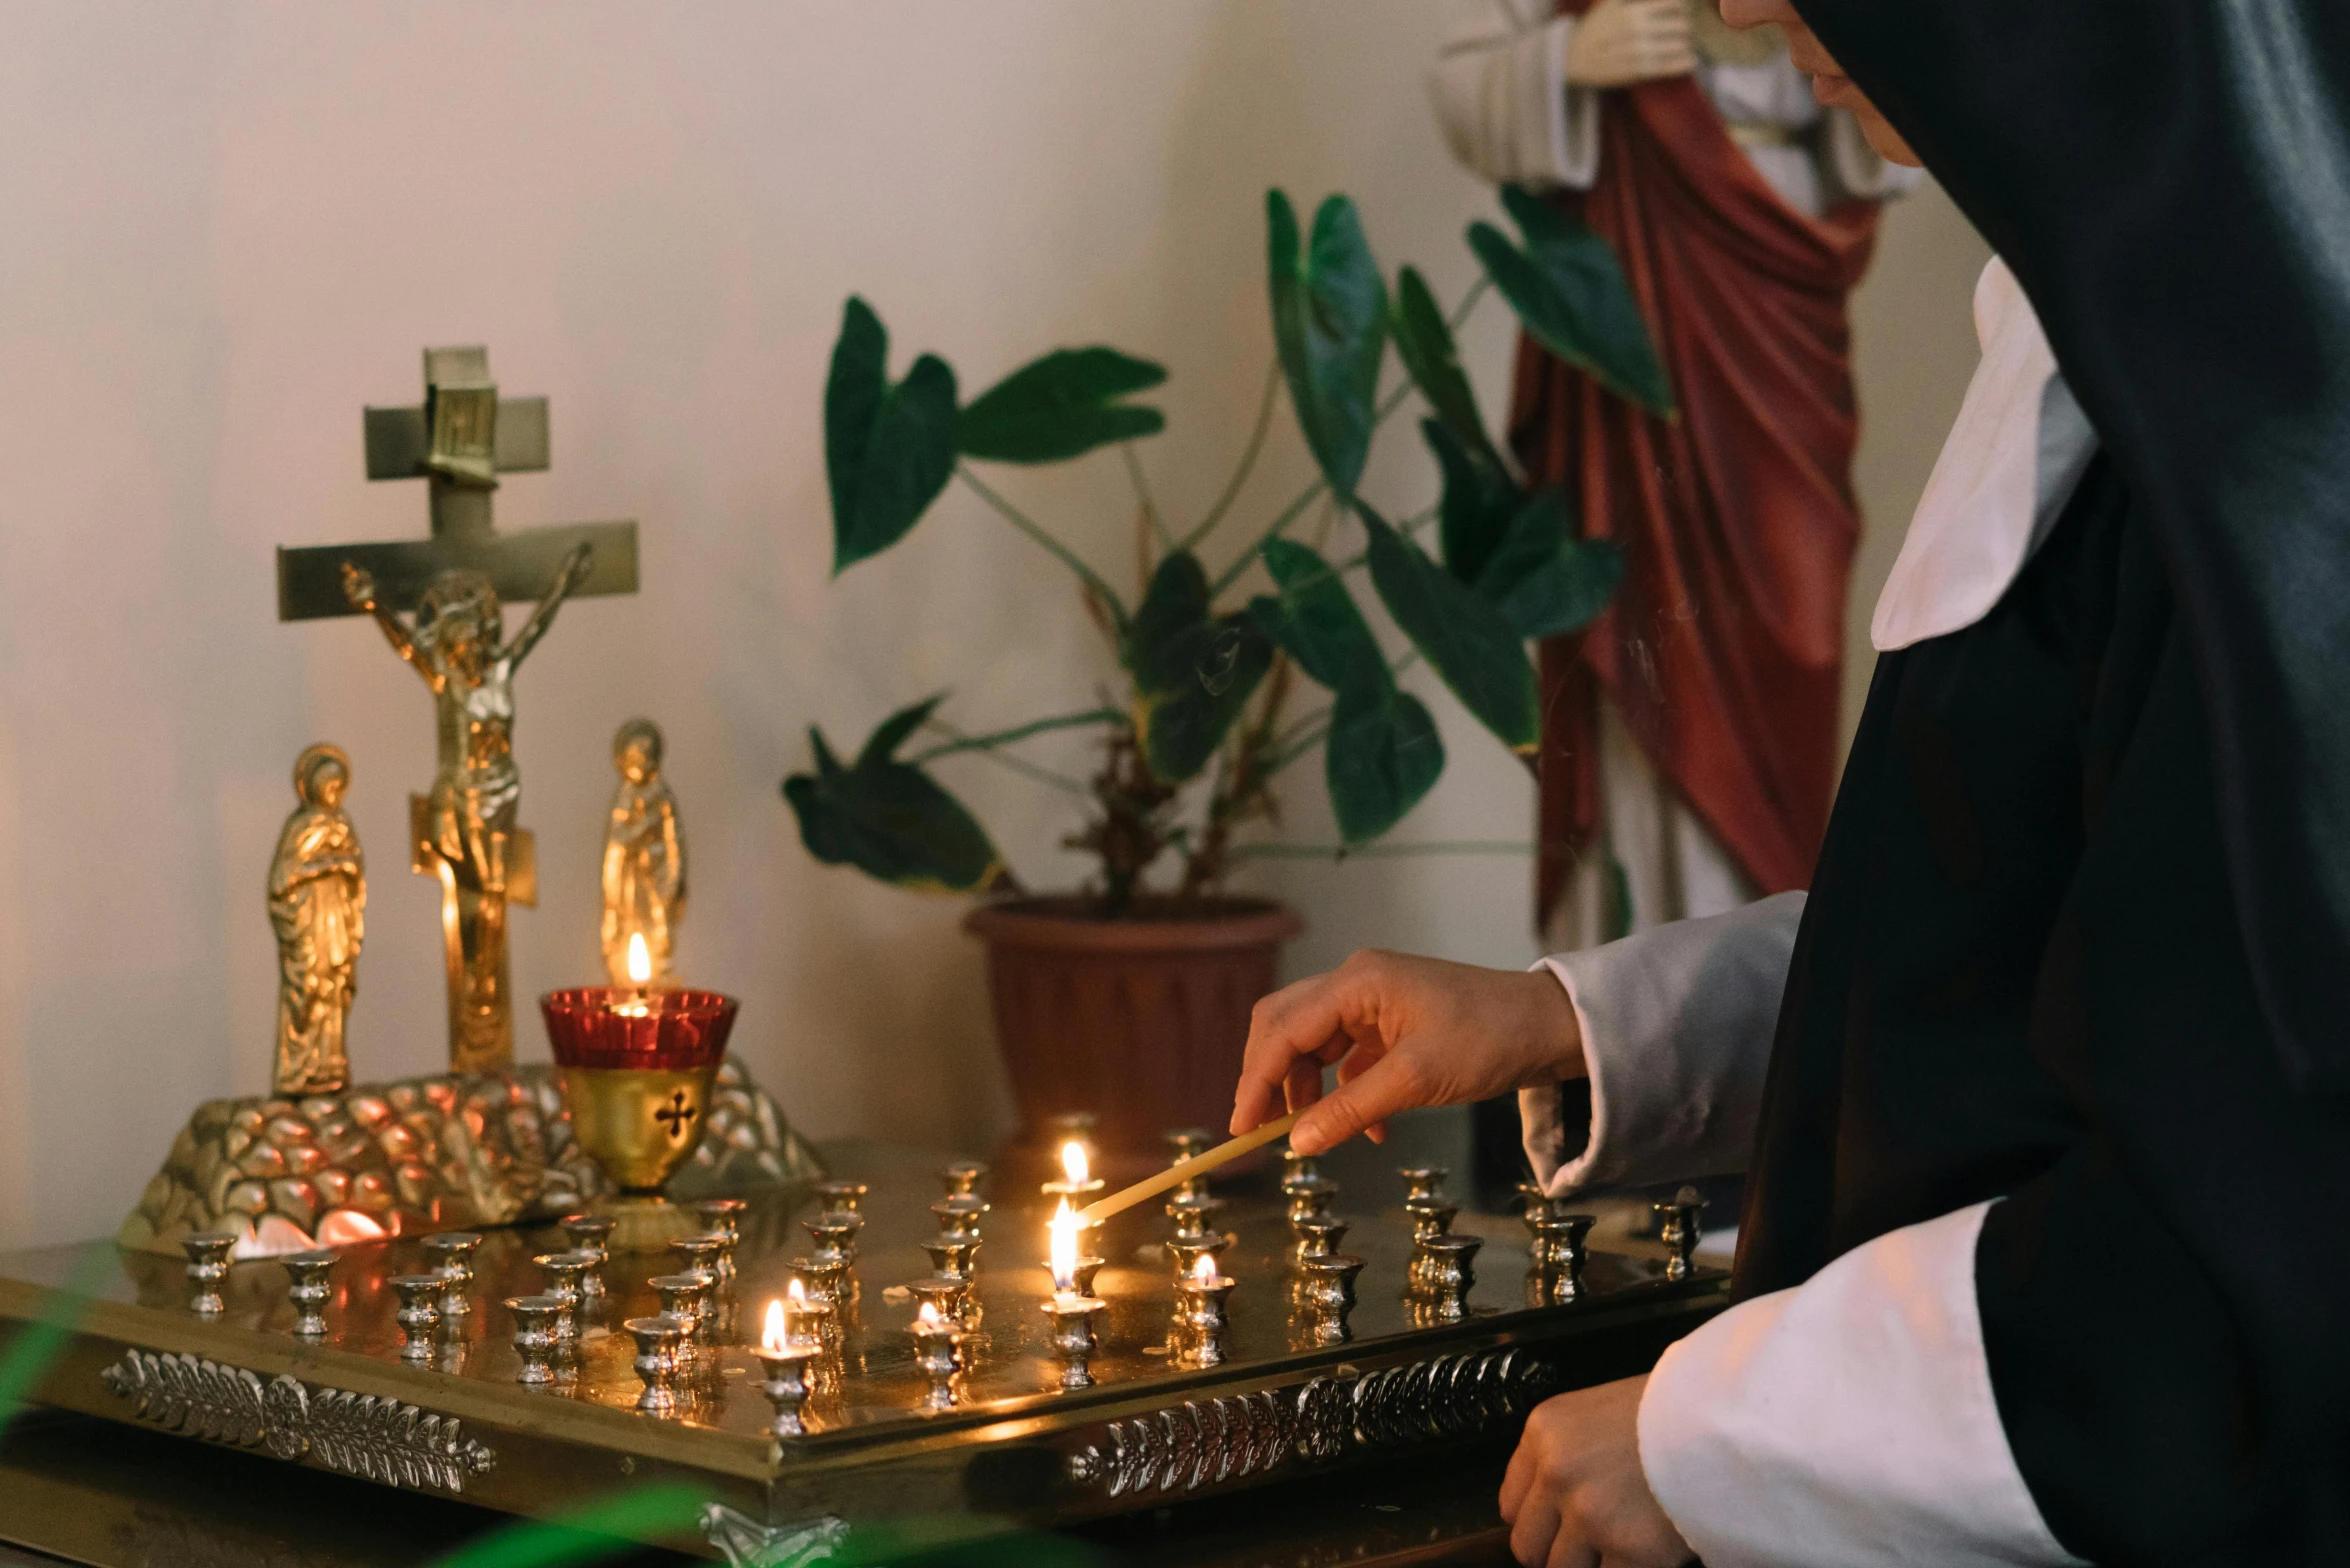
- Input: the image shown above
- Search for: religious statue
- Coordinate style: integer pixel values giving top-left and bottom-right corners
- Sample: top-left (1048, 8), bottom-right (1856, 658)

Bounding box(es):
top-left (601, 718), bottom-right (687, 987)
top-left (268, 743), bottom-right (365, 1097)
top-left (1430, 0), bottom-right (1919, 946)
top-left (342, 544), bottom-right (592, 1071)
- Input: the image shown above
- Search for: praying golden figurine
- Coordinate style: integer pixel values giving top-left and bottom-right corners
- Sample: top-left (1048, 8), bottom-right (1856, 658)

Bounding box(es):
top-left (268, 744), bottom-right (365, 1097)
top-left (601, 718), bottom-right (686, 987)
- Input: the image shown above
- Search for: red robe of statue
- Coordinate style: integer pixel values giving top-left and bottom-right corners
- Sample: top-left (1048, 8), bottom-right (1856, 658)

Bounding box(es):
top-left (1511, 68), bottom-right (1881, 922)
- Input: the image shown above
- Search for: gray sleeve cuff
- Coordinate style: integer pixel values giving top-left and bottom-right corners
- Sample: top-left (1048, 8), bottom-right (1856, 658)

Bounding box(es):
top-left (1521, 891), bottom-right (1805, 1196)
top-left (1426, 13), bottom-right (1595, 191)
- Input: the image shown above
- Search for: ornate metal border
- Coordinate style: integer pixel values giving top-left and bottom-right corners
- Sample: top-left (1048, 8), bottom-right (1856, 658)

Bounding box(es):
top-left (99, 1348), bottom-right (496, 1495)
top-left (1066, 1346), bottom-right (1555, 1497)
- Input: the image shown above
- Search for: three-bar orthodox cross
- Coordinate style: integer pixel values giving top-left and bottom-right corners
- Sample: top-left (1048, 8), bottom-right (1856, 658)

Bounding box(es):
top-left (278, 347), bottom-right (640, 1072)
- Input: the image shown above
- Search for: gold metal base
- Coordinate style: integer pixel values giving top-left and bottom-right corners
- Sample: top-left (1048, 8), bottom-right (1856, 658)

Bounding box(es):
top-left (559, 1064), bottom-right (724, 1193)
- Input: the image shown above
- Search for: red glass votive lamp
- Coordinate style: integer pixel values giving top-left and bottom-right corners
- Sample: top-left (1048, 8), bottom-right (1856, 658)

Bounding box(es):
top-left (540, 986), bottom-right (739, 1192)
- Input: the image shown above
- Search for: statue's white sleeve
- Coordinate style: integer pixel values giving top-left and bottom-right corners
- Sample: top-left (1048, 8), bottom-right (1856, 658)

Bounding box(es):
top-left (1521, 890), bottom-right (1804, 1196)
top-left (1426, 0), bottom-right (1602, 192)
top-left (1821, 108), bottom-right (1928, 203)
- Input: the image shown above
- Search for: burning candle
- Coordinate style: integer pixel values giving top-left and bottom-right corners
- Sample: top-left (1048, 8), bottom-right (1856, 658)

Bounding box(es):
top-left (767, 1294), bottom-right (793, 1353)
top-left (1049, 1199), bottom-right (1079, 1299)
top-left (1041, 1139), bottom-right (1104, 1205)
top-left (1173, 1249), bottom-right (1235, 1369)
top-left (616, 934), bottom-right (654, 1017)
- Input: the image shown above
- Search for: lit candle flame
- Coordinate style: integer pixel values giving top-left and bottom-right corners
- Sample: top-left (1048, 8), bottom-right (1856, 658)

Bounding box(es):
top-left (1190, 1251), bottom-right (1219, 1286)
top-left (626, 932), bottom-right (652, 987)
top-left (917, 1299), bottom-right (943, 1327)
top-left (1049, 1198), bottom-right (1078, 1292)
top-left (763, 1298), bottom-right (788, 1353)
top-left (1061, 1140), bottom-right (1089, 1187)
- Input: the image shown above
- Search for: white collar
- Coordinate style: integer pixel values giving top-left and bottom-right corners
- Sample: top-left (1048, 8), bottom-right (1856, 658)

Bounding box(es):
top-left (1871, 257), bottom-right (2098, 652)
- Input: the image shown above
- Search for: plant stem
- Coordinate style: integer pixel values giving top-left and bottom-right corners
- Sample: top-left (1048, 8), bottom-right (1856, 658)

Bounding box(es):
top-left (1179, 359), bottom-right (1282, 552)
top-left (1121, 444), bottom-right (1177, 554)
top-left (918, 718), bottom-right (1092, 798)
top-left (1228, 838), bottom-right (1532, 862)
top-left (1178, 653), bottom-right (1293, 897)
top-left (956, 464), bottom-right (1131, 632)
top-left (909, 708), bottom-right (1123, 764)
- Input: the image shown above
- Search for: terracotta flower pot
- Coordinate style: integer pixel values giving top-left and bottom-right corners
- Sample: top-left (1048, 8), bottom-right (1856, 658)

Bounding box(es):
top-left (965, 895), bottom-right (1304, 1185)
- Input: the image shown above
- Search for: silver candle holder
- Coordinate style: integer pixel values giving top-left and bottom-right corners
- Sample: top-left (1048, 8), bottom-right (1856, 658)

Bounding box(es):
top-left (1282, 1173), bottom-right (1340, 1224)
top-left (280, 1250), bottom-right (336, 1340)
top-left (672, 1233), bottom-right (730, 1293)
top-left (624, 1314), bottom-right (687, 1415)
top-left (789, 1253), bottom-right (848, 1314)
top-left (813, 1179), bottom-right (870, 1215)
top-left (750, 1340), bottom-right (820, 1438)
top-left (1043, 1293), bottom-right (1107, 1390)
top-left (1403, 1196), bottom-right (1459, 1244)
top-left (781, 1273), bottom-right (842, 1361)
top-left (506, 1294), bottom-right (564, 1386)
top-left (559, 1214), bottom-right (617, 1292)
top-left (1655, 1188), bottom-right (1705, 1282)
top-left (1527, 1208), bottom-right (1596, 1304)
top-left (931, 1195), bottom-right (988, 1238)
top-left (1173, 1263), bottom-right (1236, 1368)
top-left (1280, 1147), bottom-right (1320, 1187)
top-left (802, 1210), bottom-right (865, 1268)
top-left (909, 1310), bottom-right (968, 1412)
top-left (692, 1195), bottom-right (748, 1243)
top-left (533, 1251), bottom-right (596, 1344)
top-left (1292, 1216), bottom-right (1350, 1264)
top-left (420, 1231), bottom-right (482, 1320)
top-left (182, 1233), bottom-right (236, 1317)
top-left (921, 1233), bottom-right (982, 1283)
top-left (1165, 1233), bottom-right (1232, 1283)
top-left (388, 1274), bottom-right (444, 1361)
top-left (1412, 1233), bottom-right (1483, 1322)
top-left (1165, 1127), bottom-right (1213, 1200)
top-left (1166, 1193), bottom-right (1225, 1243)
top-left (649, 1272), bottom-right (713, 1350)
top-left (1398, 1164), bottom-right (1449, 1203)
top-left (907, 1274), bottom-right (973, 1328)
top-left (1295, 1252), bottom-right (1365, 1345)
top-left (940, 1160), bottom-right (988, 1199)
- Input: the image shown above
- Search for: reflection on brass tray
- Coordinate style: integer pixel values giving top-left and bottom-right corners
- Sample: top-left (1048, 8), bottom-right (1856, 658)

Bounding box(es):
top-left (99, 1347), bottom-right (497, 1494)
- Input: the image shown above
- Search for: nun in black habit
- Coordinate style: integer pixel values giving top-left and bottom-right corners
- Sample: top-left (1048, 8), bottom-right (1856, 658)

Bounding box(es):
top-left (1228, 0), bottom-right (2350, 1562)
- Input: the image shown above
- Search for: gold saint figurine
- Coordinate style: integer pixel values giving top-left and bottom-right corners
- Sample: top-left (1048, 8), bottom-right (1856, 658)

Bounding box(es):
top-left (342, 544), bottom-right (592, 1071)
top-left (269, 744), bottom-right (365, 1097)
top-left (601, 718), bottom-right (687, 987)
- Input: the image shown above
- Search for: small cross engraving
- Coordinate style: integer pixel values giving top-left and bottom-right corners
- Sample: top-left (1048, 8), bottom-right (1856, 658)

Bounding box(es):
top-left (655, 1091), bottom-right (698, 1143)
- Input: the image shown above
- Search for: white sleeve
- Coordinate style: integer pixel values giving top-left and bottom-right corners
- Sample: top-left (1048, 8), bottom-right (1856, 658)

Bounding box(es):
top-left (1425, 2), bottom-right (1602, 191)
top-left (1638, 1202), bottom-right (2086, 1568)
top-left (1520, 890), bottom-right (1803, 1197)
top-left (1821, 108), bottom-right (1928, 203)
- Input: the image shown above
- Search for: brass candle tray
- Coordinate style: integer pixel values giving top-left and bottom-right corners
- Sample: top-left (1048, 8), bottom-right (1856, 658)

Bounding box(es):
top-left (0, 1140), bottom-right (1724, 1562)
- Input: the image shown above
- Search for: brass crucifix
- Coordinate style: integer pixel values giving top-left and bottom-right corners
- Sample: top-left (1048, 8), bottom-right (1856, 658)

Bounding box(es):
top-left (278, 347), bottom-right (640, 1072)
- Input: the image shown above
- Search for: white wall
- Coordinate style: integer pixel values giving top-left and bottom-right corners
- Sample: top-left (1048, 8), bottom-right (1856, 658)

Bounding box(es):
top-left (0, 1), bottom-right (1986, 1248)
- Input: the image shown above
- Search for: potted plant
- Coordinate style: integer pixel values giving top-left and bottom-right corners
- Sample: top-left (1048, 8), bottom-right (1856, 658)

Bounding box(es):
top-left (786, 187), bottom-right (1670, 1176)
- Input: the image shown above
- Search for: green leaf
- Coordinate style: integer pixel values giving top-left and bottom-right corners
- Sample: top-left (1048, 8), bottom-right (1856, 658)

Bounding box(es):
top-left (1475, 490), bottom-right (1626, 640)
top-left (1249, 538), bottom-right (1384, 691)
top-left (1424, 418), bottom-right (1523, 588)
top-left (1361, 503), bottom-right (1539, 754)
top-left (1391, 266), bottom-right (1501, 471)
top-left (826, 298), bottom-right (961, 573)
top-left (783, 702), bottom-right (1004, 893)
top-left (1326, 676), bottom-right (1444, 843)
top-left (1125, 552), bottom-right (1273, 783)
top-left (1469, 188), bottom-right (1673, 418)
top-left (1267, 190), bottom-right (1388, 499)
top-left (955, 347), bottom-right (1168, 464)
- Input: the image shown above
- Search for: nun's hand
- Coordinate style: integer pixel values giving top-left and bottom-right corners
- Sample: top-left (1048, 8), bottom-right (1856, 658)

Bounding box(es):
top-left (1501, 1376), bottom-right (1693, 1568)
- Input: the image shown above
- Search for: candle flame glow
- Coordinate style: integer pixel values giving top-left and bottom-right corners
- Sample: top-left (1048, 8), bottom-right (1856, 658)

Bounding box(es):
top-left (1049, 1198), bottom-right (1078, 1291)
top-left (1191, 1251), bottom-right (1219, 1285)
top-left (786, 1276), bottom-right (807, 1305)
top-left (917, 1299), bottom-right (943, 1327)
top-left (626, 932), bottom-right (652, 987)
top-left (1061, 1140), bottom-right (1089, 1186)
top-left (763, 1298), bottom-right (787, 1352)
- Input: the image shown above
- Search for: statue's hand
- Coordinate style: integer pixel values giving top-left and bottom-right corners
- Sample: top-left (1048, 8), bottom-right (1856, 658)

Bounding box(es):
top-left (340, 561), bottom-right (378, 611)
top-left (1566, 0), bottom-right (1696, 89)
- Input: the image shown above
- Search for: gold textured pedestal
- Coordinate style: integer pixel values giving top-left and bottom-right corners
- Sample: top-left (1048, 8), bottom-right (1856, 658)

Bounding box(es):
top-left (118, 1054), bottom-right (821, 1258)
